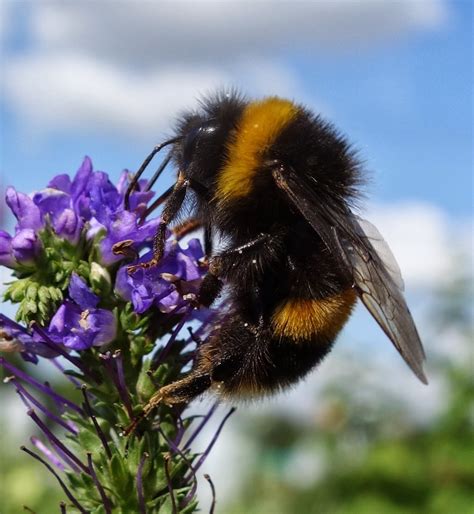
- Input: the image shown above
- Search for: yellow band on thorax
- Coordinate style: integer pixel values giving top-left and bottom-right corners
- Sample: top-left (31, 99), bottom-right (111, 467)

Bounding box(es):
top-left (216, 97), bottom-right (299, 204)
top-left (271, 289), bottom-right (357, 341)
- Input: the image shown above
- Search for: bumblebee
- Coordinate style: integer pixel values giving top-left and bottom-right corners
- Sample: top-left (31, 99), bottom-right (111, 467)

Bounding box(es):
top-left (125, 91), bottom-right (427, 419)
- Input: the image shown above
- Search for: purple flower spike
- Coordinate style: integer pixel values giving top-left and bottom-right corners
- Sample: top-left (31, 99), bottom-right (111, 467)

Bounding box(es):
top-left (0, 230), bottom-right (15, 268)
top-left (11, 228), bottom-right (41, 265)
top-left (5, 187), bottom-right (43, 230)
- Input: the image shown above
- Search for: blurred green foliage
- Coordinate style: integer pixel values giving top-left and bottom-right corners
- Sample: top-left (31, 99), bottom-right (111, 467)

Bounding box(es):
top-left (1, 273), bottom-right (472, 514)
top-left (223, 274), bottom-right (473, 514)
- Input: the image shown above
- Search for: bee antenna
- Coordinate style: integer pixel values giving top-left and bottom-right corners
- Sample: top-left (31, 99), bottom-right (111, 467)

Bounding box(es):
top-left (124, 137), bottom-right (181, 210)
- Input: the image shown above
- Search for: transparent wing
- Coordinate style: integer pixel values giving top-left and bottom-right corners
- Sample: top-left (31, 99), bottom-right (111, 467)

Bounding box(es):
top-left (353, 216), bottom-right (404, 291)
top-left (340, 214), bottom-right (427, 383)
top-left (272, 166), bottom-right (427, 384)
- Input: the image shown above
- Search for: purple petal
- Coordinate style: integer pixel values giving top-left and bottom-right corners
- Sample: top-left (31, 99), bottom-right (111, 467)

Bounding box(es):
top-left (157, 290), bottom-right (182, 313)
top-left (63, 333), bottom-right (94, 350)
top-left (116, 170), bottom-right (128, 195)
top-left (74, 194), bottom-right (91, 220)
top-left (87, 172), bottom-right (122, 222)
top-left (0, 230), bottom-right (15, 268)
top-left (88, 309), bottom-right (117, 346)
top-left (33, 188), bottom-right (71, 220)
top-left (114, 266), bottom-right (133, 301)
top-left (53, 208), bottom-right (82, 242)
top-left (69, 274), bottom-right (99, 309)
top-left (48, 173), bottom-right (72, 193)
top-left (71, 156), bottom-right (93, 200)
top-left (6, 187), bottom-right (43, 230)
top-left (48, 303), bottom-right (81, 338)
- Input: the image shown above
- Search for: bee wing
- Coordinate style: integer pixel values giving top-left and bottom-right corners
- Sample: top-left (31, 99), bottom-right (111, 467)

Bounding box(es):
top-left (272, 166), bottom-right (427, 384)
top-left (353, 216), bottom-right (404, 291)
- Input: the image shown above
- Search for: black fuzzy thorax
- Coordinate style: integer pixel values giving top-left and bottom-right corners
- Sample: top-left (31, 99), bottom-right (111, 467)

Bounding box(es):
top-left (211, 105), bottom-right (362, 306)
top-left (212, 106), bottom-right (363, 240)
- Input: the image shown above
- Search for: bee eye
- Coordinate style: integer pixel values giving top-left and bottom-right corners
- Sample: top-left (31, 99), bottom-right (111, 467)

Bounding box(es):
top-left (183, 121), bottom-right (217, 168)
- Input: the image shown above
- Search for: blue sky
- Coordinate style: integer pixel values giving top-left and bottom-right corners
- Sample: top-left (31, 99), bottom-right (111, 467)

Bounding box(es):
top-left (1, 0), bottom-right (471, 219)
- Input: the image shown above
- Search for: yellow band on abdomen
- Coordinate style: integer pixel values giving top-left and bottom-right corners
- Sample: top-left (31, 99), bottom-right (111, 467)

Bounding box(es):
top-left (272, 289), bottom-right (357, 341)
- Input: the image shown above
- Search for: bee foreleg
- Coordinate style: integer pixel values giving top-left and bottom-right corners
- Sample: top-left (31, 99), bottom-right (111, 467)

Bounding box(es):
top-left (128, 175), bottom-right (189, 273)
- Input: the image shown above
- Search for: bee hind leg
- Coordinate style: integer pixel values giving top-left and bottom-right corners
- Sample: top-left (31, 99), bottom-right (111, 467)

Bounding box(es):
top-left (150, 371), bottom-right (212, 407)
top-left (124, 371), bottom-right (211, 437)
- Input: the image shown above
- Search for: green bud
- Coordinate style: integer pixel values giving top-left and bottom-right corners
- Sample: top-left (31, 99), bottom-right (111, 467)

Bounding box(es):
top-left (38, 285), bottom-right (51, 304)
top-left (90, 262), bottom-right (112, 295)
top-left (26, 282), bottom-right (38, 300)
top-left (5, 279), bottom-right (29, 302)
top-left (136, 359), bottom-right (158, 402)
top-left (49, 286), bottom-right (63, 302)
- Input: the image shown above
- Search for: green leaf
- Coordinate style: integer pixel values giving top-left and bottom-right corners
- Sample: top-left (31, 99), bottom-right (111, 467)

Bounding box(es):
top-left (109, 453), bottom-right (131, 492)
top-left (136, 359), bottom-right (158, 401)
top-left (77, 428), bottom-right (104, 455)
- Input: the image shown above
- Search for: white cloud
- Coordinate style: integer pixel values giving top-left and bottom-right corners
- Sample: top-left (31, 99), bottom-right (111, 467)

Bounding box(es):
top-left (1, 0), bottom-right (448, 136)
top-left (3, 52), bottom-right (304, 137)
top-left (3, 53), bottom-right (230, 137)
top-left (365, 201), bottom-right (470, 288)
top-left (30, 1), bottom-right (447, 66)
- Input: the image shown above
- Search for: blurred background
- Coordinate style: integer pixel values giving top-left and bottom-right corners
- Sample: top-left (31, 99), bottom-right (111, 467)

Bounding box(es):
top-left (0, 1), bottom-right (472, 513)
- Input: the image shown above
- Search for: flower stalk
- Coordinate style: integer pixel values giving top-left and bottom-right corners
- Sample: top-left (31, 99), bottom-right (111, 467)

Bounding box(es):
top-left (1, 157), bottom-right (234, 513)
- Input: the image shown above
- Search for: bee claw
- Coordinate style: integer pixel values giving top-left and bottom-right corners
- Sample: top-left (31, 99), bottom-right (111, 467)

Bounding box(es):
top-left (127, 259), bottom-right (160, 274)
top-left (123, 393), bottom-right (164, 438)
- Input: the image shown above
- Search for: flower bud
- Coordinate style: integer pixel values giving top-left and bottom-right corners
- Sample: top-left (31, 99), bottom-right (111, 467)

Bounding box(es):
top-left (5, 187), bottom-right (43, 230)
top-left (90, 262), bottom-right (112, 295)
top-left (0, 230), bottom-right (15, 268)
top-left (11, 229), bottom-right (41, 266)
top-left (53, 208), bottom-right (81, 242)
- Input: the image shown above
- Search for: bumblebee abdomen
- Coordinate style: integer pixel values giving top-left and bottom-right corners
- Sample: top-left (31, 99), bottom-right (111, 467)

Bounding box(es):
top-left (271, 289), bottom-right (357, 341)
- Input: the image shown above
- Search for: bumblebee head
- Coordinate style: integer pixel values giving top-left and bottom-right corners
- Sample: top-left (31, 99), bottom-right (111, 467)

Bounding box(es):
top-left (172, 92), bottom-right (247, 194)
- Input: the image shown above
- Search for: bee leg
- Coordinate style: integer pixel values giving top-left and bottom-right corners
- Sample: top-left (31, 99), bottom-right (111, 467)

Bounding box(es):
top-left (204, 223), bottom-right (213, 258)
top-left (128, 175), bottom-right (189, 273)
top-left (124, 371), bottom-right (211, 436)
top-left (138, 371), bottom-right (212, 420)
top-left (172, 218), bottom-right (203, 240)
top-left (196, 271), bottom-right (223, 308)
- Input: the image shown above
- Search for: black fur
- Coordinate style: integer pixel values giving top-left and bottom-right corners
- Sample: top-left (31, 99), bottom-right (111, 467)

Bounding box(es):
top-left (141, 91), bottom-right (363, 406)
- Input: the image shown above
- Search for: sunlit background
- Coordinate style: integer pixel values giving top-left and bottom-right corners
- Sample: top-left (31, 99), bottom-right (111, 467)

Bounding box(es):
top-left (1, 1), bottom-right (472, 513)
